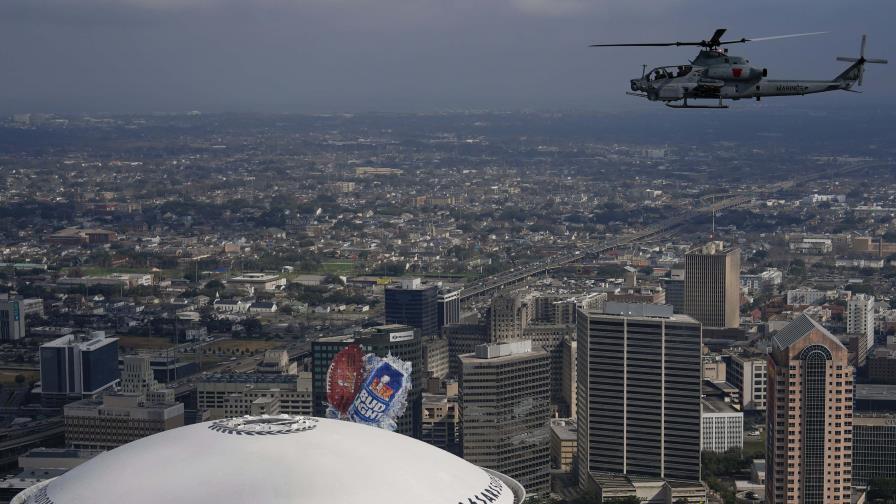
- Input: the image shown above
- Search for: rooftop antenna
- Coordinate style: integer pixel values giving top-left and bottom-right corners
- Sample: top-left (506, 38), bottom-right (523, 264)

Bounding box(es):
top-left (711, 194), bottom-right (716, 240)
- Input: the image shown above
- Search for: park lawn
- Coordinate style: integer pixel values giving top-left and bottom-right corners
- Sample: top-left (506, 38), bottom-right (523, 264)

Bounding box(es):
top-left (63, 266), bottom-right (181, 277)
top-left (319, 261), bottom-right (357, 275)
top-left (0, 370), bottom-right (39, 385)
top-left (117, 336), bottom-right (176, 351)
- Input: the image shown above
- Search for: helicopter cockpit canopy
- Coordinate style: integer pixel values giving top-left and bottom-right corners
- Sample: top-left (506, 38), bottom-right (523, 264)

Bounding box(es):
top-left (646, 65), bottom-right (693, 81)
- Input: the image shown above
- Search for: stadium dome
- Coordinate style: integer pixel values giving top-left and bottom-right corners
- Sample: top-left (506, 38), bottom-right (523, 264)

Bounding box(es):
top-left (13, 415), bottom-right (525, 504)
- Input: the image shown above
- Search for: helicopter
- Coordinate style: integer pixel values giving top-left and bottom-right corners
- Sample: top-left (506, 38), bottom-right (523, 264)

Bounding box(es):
top-left (590, 28), bottom-right (887, 109)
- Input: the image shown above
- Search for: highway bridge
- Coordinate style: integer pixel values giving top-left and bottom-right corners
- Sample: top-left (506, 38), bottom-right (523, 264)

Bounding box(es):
top-left (457, 160), bottom-right (895, 303)
top-left (458, 195), bottom-right (751, 302)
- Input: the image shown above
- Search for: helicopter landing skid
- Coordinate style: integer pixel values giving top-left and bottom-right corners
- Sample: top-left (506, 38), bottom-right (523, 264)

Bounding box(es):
top-left (666, 103), bottom-right (729, 109)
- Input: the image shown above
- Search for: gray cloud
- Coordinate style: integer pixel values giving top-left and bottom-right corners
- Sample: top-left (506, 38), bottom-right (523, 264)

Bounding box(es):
top-left (0, 0), bottom-right (893, 113)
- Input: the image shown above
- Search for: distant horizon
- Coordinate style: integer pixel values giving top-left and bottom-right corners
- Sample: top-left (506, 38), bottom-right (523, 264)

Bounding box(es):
top-left (4, 101), bottom-right (896, 117)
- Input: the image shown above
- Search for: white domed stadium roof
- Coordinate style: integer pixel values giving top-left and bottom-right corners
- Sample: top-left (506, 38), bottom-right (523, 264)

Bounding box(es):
top-left (14, 415), bottom-right (524, 504)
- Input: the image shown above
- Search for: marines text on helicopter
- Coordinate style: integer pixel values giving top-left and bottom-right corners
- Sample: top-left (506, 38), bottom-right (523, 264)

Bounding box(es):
top-left (590, 29), bottom-right (887, 109)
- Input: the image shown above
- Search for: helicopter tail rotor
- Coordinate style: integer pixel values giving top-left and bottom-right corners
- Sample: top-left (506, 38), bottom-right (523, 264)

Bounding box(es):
top-left (836, 35), bottom-right (887, 86)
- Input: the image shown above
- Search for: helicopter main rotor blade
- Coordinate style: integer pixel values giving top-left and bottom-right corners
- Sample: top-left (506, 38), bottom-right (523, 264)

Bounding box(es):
top-left (719, 31), bottom-right (828, 45)
top-left (590, 30), bottom-right (824, 49)
top-left (708, 28), bottom-right (727, 47)
top-left (589, 42), bottom-right (703, 47)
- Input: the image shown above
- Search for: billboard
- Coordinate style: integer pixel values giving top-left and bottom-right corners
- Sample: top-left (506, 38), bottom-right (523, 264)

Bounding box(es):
top-left (325, 344), bottom-right (412, 432)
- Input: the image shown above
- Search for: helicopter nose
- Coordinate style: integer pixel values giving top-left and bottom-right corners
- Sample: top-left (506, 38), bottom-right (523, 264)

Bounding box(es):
top-left (630, 80), bottom-right (639, 91)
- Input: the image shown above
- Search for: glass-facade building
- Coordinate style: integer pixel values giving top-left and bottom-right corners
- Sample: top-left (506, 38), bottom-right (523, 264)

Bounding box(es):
top-left (853, 413), bottom-right (896, 486)
top-left (576, 302), bottom-right (702, 487)
top-left (385, 279), bottom-right (438, 337)
top-left (39, 333), bottom-right (120, 406)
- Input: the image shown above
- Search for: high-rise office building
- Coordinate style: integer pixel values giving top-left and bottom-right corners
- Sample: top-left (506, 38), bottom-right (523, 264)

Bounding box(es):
top-left (523, 323), bottom-right (575, 413)
top-left (727, 354), bottom-right (768, 411)
top-left (459, 340), bottom-right (551, 496)
top-left (684, 242), bottom-right (741, 329)
top-left (437, 287), bottom-right (461, 330)
top-left (444, 323), bottom-right (489, 378)
top-left (847, 293), bottom-right (875, 366)
top-left (422, 335), bottom-right (449, 380)
top-left (533, 292), bottom-right (607, 325)
top-left (385, 278), bottom-right (438, 337)
top-left (487, 292), bottom-right (533, 342)
top-left (39, 332), bottom-right (120, 407)
top-left (852, 413), bottom-right (896, 487)
top-left (577, 302), bottom-right (702, 490)
top-left (0, 294), bottom-right (26, 341)
top-left (766, 314), bottom-right (853, 504)
top-left (562, 336), bottom-right (577, 419)
top-left (311, 325), bottom-right (423, 438)
top-left (662, 269), bottom-right (685, 314)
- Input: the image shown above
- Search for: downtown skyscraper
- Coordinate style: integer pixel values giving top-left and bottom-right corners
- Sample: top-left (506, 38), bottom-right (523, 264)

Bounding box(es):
top-left (766, 314), bottom-right (853, 504)
top-left (576, 302), bottom-right (703, 490)
top-left (684, 241), bottom-right (741, 329)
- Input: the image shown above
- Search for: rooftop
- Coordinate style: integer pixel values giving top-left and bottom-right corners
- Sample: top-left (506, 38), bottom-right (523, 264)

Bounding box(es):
top-left (702, 398), bottom-right (740, 415)
top-left (771, 313), bottom-right (845, 352)
top-left (550, 419), bottom-right (577, 441)
top-left (855, 383), bottom-right (896, 400)
top-left (199, 373), bottom-right (300, 384)
top-left (42, 333), bottom-right (117, 350)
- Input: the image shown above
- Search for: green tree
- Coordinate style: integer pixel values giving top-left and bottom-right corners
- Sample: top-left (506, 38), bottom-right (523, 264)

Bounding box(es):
top-left (204, 279), bottom-right (225, 291)
top-left (605, 497), bottom-right (640, 504)
top-left (242, 318), bottom-right (263, 336)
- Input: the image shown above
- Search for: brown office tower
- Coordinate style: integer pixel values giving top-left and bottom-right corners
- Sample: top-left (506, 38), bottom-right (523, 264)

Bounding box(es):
top-left (766, 314), bottom-right (853, 504)
top-left (684, 242), bottom-right (741, 329)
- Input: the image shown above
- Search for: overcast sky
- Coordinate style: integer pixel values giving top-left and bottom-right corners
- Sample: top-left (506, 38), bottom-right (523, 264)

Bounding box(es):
top-left (0, 0), bottom-right (893, 113)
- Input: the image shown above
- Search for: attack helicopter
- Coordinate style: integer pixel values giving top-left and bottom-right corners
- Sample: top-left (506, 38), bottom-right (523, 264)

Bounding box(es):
top-left (590, 28), bottom-right (887, 108)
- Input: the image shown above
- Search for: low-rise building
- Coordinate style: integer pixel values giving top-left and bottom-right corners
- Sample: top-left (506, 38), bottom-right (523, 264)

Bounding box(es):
top-left (63, 355), bottom-right (184, 450)
top-left (421, 383), bottom-right (460, 455)
top-left (786, 287), bottom-right (826, 306)
top-left (63, 394), bottom-right (184, 450)
top-left (550, 418), bottom-right (577, 473)
top-left (255, 349), bottom-right (298, 375)
top-left (228, 273), bottom-right (286, 292)
top-left (726, 354), bottom-right (768, 412)
top-left (197, 372), bottom-right (313, 419)
top-left (701, 398), bottom-right (743, 453)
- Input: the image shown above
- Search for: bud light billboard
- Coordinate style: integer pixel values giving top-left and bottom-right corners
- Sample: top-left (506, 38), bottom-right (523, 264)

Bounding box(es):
top-left (325, 344), bottom-right (412, 432)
